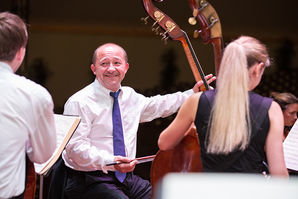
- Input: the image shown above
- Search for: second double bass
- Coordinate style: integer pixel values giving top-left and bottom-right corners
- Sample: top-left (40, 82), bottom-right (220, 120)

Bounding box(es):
top-left (141, 0), bottom-right (223, 190)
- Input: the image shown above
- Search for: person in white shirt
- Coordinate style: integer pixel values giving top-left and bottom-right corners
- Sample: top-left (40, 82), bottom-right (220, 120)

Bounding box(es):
top-left (0, 12), bottom-right (56, 199)
top-left (61, 43), bottom-right (215, 199)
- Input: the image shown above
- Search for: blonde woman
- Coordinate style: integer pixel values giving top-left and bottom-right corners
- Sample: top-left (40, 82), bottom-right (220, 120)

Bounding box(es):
top-left (158, 36), bottom-right (288, 177)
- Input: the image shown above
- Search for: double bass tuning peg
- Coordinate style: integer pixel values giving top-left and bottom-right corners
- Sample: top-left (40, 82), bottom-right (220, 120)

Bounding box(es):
top-left (140, 16), bottom-right (149, 25)
top-left (151, 21), bottom-right (161, 35)
top-left (160, 32), bottom-right (169, 45)
top-left (193, 30), bottom-right (201, 39)
top-left (161, 37), bottom-right (169, 45)
top-left (152, 26), bottom-right (160, 35)
top-left (188, 8), bottom-right (199, 26)
top-left (188, 17), bottom-right (197, 25)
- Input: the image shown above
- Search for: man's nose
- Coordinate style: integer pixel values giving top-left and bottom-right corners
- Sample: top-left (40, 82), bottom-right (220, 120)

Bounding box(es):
top-left (107, 63), bottom-right (116, 70)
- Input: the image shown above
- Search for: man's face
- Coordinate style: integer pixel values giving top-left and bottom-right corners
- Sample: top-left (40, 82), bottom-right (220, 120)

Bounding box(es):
top-left (283, 103), bottom-right (298, 127)
top-left (91, 45), bottom-right (129, 92)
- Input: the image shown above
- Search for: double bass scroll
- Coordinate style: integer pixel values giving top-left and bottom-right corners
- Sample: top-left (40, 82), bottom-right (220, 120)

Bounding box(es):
top-left (188, 0), bottom-right (224, 74)
top-left (141, 0), bottom-right (209, 91)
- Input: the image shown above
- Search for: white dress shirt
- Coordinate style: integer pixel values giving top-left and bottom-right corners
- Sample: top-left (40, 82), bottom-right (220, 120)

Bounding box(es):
top-left (62, 79), bottom-right (193, 172)
top-left (0, 62), bottom-right (56, 198)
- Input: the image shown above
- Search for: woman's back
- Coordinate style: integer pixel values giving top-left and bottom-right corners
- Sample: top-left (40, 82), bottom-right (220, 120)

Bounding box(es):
top-left (195, 90), bottom-right (272, 173)
top-left (158, 36), bottom-right (288, 177)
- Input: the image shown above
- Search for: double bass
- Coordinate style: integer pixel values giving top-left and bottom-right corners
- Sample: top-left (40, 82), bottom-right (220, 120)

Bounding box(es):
top-left (141, 0), bottom-right (223, 190)
top-left (24, 156), bottom-right (37, 199)
top-left (187, 0), bottom-right (224, 74)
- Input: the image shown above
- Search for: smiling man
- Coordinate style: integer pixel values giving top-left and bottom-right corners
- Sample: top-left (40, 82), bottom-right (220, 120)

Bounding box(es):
top-left (90, 44), bottom-right (129, 92)
top-left (59, 43), bottom-right (215, 199)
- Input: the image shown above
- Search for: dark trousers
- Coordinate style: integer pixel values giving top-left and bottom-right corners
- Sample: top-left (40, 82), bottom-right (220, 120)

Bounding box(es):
top-left (9, 193), bottom-right (24, 199)
top-left (48, 157), bottom-right (68, 199)
top-left (64, 168), bottom-right (152, 199)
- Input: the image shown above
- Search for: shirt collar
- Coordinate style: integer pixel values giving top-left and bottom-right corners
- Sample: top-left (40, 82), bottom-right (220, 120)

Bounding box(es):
top-left (93, 79), bottom-right (122, 97)
top-left (0, 61), bottom-right (14, 73)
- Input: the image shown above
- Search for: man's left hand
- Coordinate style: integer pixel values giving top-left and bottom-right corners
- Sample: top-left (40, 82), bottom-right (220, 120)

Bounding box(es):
top-left (114, 156), bottom-right (137, 173)
top-left (192, 74), bottom-right (216, 93)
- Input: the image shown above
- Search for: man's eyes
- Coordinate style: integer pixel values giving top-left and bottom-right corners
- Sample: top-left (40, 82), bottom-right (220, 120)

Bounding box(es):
top-left (100, 62), bottom-right (121, 66)
top-left (100, 62), bottom-right (109, 66)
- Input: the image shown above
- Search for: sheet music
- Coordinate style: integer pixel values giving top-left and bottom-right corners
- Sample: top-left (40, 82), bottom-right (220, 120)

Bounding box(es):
top-left (283, 119), bottom-right (298, 171)
top-left (34, 114), bottom-right (80, 175)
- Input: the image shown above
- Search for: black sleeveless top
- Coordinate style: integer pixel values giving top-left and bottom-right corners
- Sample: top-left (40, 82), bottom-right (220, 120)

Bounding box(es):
top-left (195, 90), bottom-right (272, 173)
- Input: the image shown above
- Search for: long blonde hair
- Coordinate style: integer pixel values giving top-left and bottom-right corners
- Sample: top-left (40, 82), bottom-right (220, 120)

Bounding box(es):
top-left (207, 36), bottom-right (270, 154)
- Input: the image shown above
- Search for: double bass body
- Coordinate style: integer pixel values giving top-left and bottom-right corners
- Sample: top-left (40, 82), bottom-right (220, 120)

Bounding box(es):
top-left (150, 126), bottom-right (202, 187)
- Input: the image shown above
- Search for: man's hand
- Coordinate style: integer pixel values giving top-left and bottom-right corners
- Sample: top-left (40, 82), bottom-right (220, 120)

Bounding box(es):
top-left (113, 156), bottom-right (138, 173)
top-left (192, 74), bottom-right (216, 93)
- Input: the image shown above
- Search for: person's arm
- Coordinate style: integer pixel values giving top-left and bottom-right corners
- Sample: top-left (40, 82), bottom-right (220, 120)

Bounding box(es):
top-left (265, 101), bottom-right (289, 177)
top-left (63, 100), bottom-right (114, 171)
top-left (27, 88), bottom-right (56, 164)
top-left (140, 75), bottom-right (215, 123)
top-left (158, 93), bottom-right (201, 150)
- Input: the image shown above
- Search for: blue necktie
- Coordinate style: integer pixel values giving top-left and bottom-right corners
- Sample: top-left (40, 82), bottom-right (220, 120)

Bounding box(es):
top-left (110, 91), bottom-right (126, 182)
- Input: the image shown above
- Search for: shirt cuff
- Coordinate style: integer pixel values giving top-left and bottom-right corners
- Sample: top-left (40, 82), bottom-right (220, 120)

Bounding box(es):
top-left (184, 89), bottom-right (194, 96)
top-left (102, 155), bottom-right (115, 173)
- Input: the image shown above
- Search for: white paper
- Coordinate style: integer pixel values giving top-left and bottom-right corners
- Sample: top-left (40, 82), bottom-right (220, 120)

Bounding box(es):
top-left (283, 119), bottom-right (298, 171)
top-left (34, 114), bottom-right (80, 175)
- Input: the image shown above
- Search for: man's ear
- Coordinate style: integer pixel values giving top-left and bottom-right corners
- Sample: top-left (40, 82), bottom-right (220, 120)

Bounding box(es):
top-left (16, 47), bottom-right (26, 62)
top-left (11, 47), bottom-right (26, 72)
top-left (125, 63), bottom-right (129, 72)
top-left (90, 64), bottom-right (96, 75)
